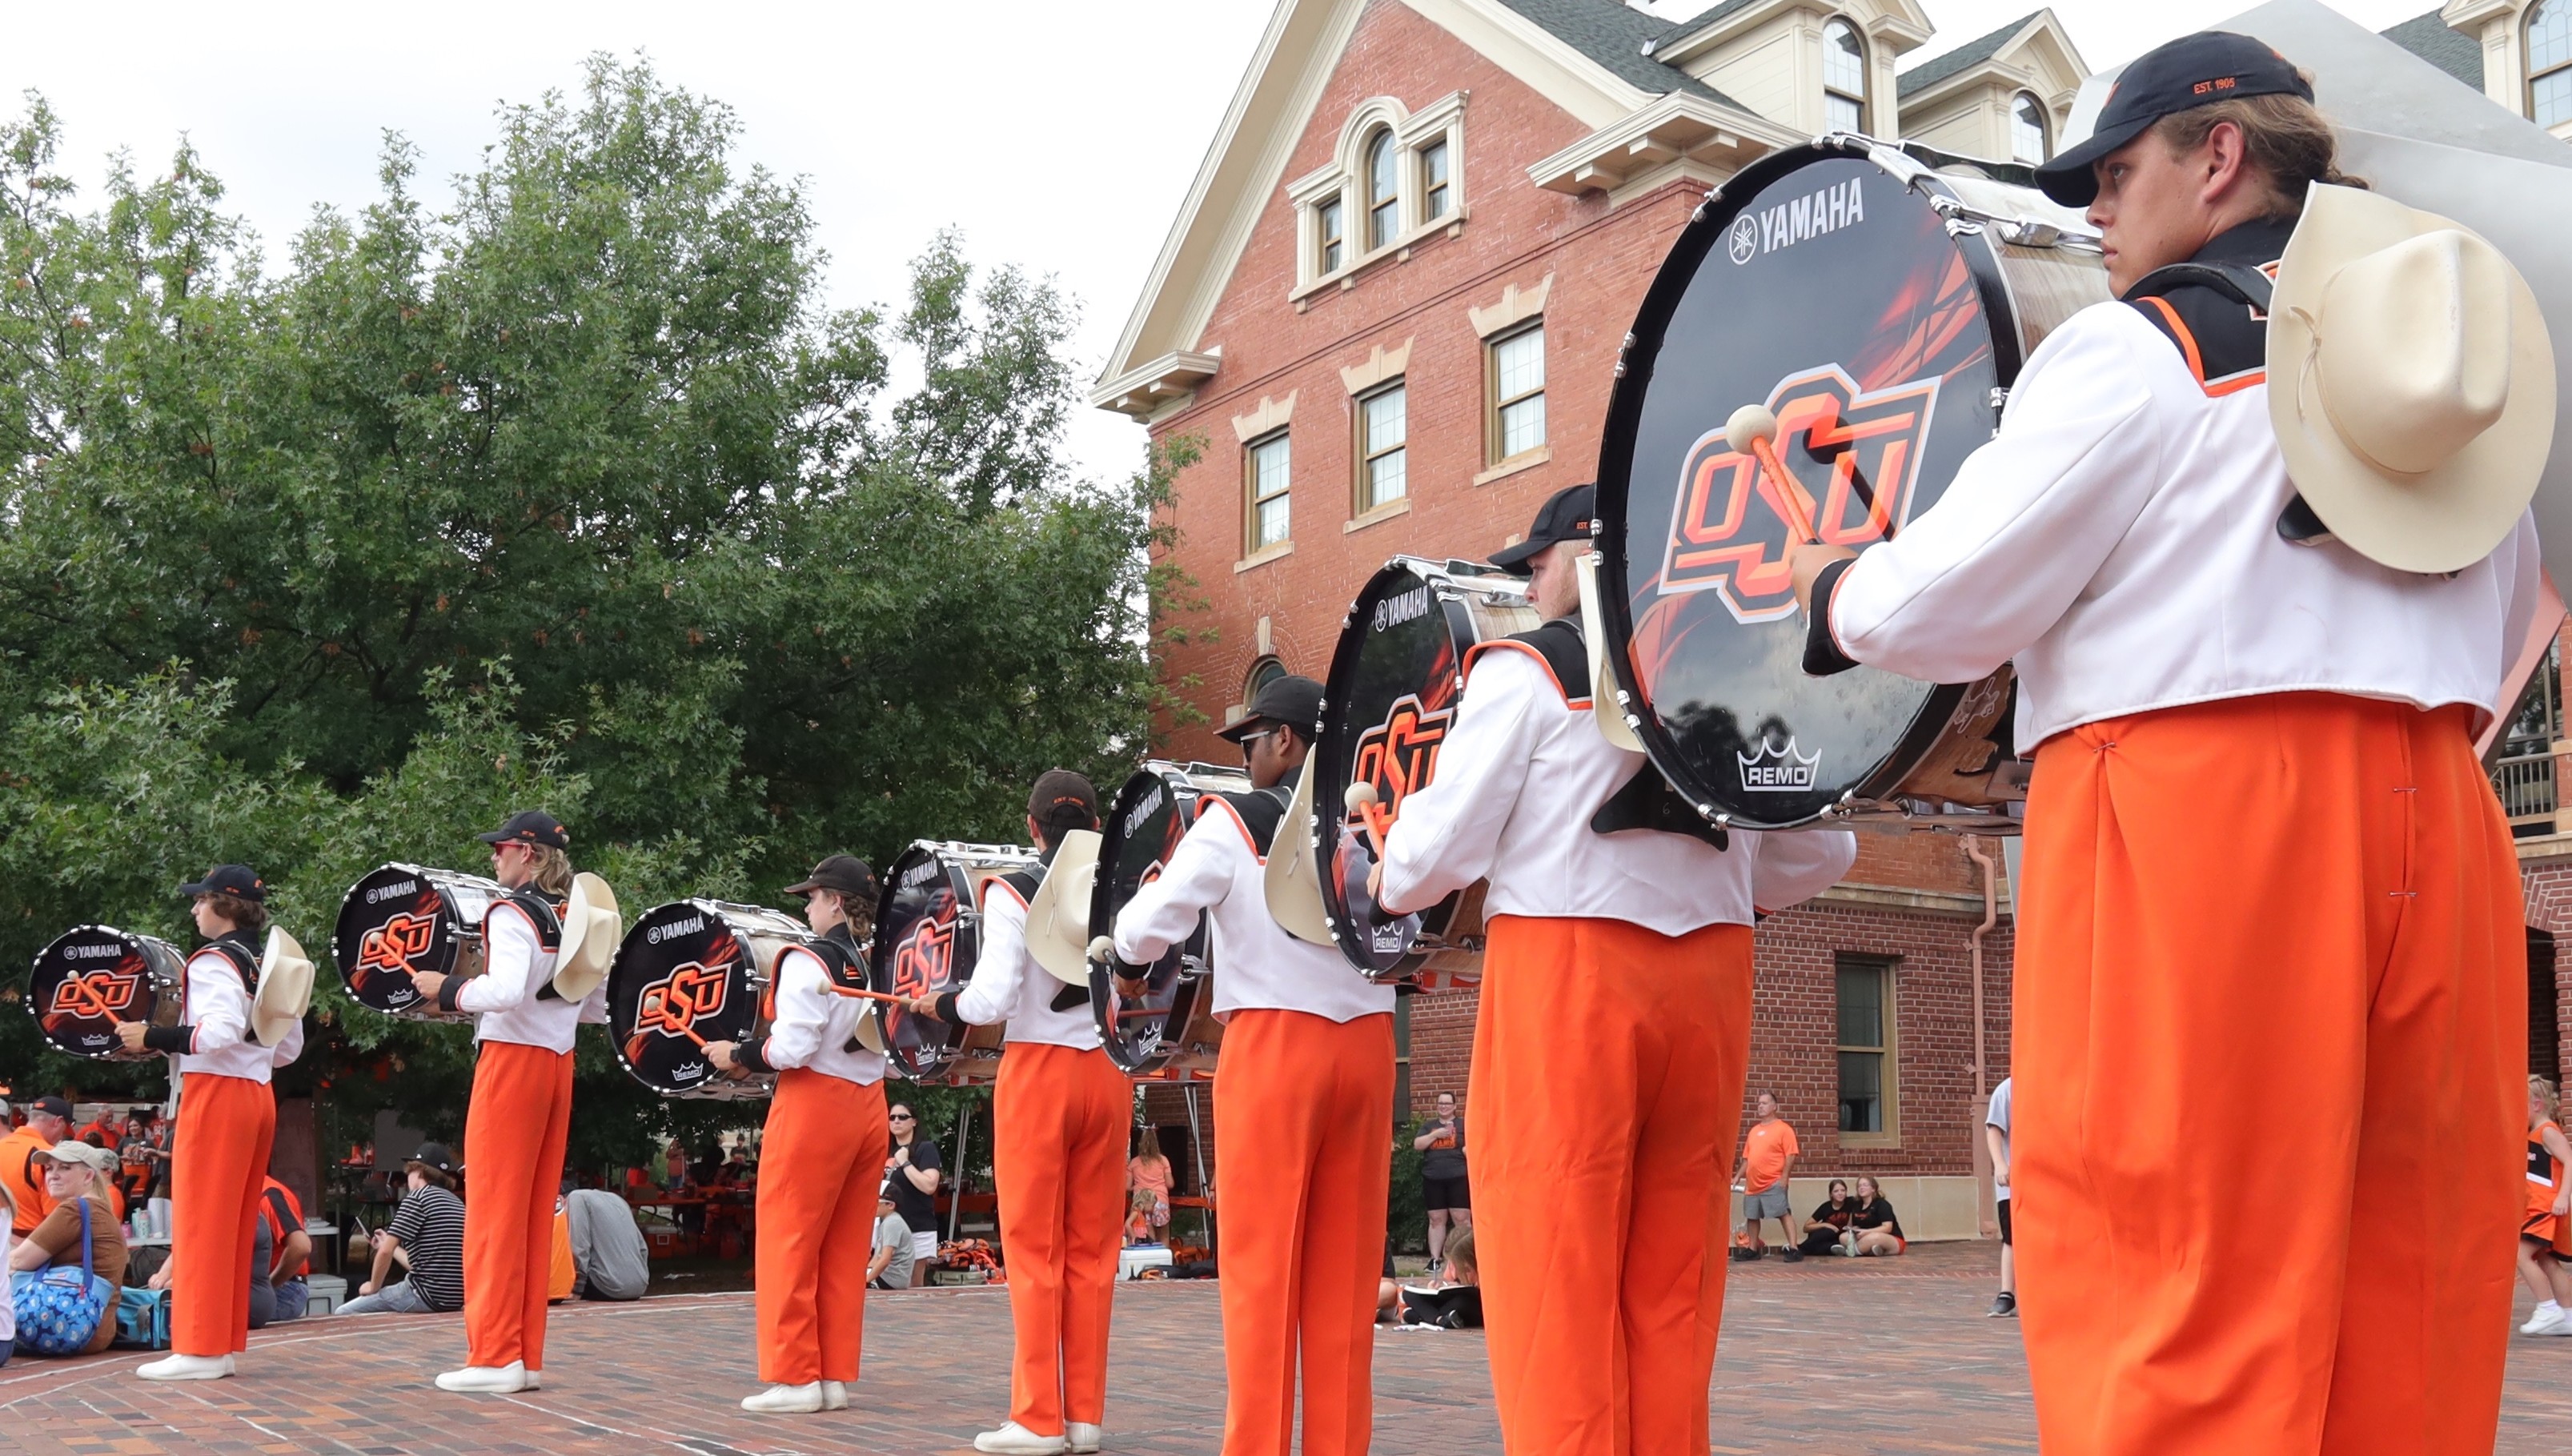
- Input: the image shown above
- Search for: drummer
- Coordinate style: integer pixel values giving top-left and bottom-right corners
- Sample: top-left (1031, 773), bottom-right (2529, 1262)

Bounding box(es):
top-left (705, 855), bottom-right (889, 1416)
top-left (1789, 31), bottom-right (2540, 1452)
top-left (908, 772), bottom-right (1125, 1456)
top-left (121, 864), bottom-right (300, 1382)
top-left (1372, 483), bottom-right (1856, 1456)
top-left (1110, 674), bottom-right (1398, 1456)
top-left (407, 811), bottom-right (604, 1396)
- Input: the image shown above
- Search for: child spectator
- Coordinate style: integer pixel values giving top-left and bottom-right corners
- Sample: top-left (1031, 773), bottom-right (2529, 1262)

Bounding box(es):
top-left (1848, 1175), bottom-right (1905, 1257)
top-left (1797, 1179), bottom-right (1860, 1257)
top-left (1381, 1226), bottom-right (1481, 1328)
top-left (2520, 1076), bottom-right (2572, 1335)
top-left (1125, 1187), bottom-right (1159, 1247)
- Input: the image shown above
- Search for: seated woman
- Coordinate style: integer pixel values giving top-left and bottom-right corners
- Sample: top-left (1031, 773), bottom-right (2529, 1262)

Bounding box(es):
top-left (1798, 1178), bottom-right (1861, 1257)
top-left (7, 1142), bottom-right (130, 1354)
top-left (1378, 1227), bottom-right (1482, 1328)
top-left (1848, 1176), bottom-right (1906, 1257)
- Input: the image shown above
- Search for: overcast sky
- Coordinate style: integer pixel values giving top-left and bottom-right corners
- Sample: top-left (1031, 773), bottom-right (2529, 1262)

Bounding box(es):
top-left (3, 1), bottom-right (2441, 486)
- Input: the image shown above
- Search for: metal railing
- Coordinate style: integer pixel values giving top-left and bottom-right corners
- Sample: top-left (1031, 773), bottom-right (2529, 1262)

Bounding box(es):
top-left (2492, 750), bottom-right (2558, 834)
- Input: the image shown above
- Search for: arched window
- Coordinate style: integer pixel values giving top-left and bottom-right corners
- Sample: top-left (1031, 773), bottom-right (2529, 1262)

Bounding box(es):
top-left (2011, 92), bottom-right (2050, 164)
top-left (2532, 0), bottom-right (2572, 129)
top-left (1245, 656), bottom-right (1287, 704)
top-left (1823, 18), bottom-right (1868, 134)
top-left (1366, 129), bottom-right (1401, 249)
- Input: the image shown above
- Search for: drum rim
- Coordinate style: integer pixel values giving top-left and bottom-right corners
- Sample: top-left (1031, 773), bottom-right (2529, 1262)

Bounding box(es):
top-left (1592, 138), bottom-right (2008, 831)
top-left (605, 897), bottom-right (777, 1097)
top-left (28, 924), bottom-right (183, 1059)
top-left (1088, 762), bottom-right (1240, 1075)
top-left (870, 842), bottom-right (983, 1081)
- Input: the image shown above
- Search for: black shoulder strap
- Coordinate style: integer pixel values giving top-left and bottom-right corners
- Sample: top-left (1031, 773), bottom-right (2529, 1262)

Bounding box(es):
top-left (1211, 782), bottom-right (1297, 857)
top-left (207, 938), bottom-right (262, 999)
top-left (504, 888), bottom-right (566, 1000)
top-left (1488, 617), bottom-right (1591, 703)
top-left (1590, 766), bottom-right (1729, 852)
top-left (994, 868), bottom-right (1041, 903)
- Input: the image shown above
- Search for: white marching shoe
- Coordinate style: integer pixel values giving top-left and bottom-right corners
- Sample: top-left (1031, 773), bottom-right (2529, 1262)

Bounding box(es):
top-left (435, 1360), bottom-right (529, 1394)
top-left (1067, 1422), bottom-right (1105, 1453)
top-left (821, 1381), bottom-right (850, 1410)
top-left (2523, 1302), bottom-right (2569, 1335)
top-left (741, 1382), bottom-right (826, 1414)
top-left (974, 1420), bottom-right (1069, 1454)
top-left (137, 1353), bottom-right (231, 1382)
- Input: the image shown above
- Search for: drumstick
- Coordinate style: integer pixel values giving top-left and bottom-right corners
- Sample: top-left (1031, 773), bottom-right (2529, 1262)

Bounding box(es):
top-left (1726, 405), bottom-right (1821, 546)
top-left (823, 985), bottom-right (911, 1006)
top-left (1345, 781), bottom-right (1394, 856)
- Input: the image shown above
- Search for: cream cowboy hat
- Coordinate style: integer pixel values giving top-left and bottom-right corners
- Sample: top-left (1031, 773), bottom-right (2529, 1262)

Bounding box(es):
top-left (2269, 183), bottom-right (2556, 574)
top-left (548, 872), bottom-right (623, 1002)
top-left (251, 926), bottom-right (315, 1048)
top-left (1025, 829), bottom-right (1103, 988)
top-left (1262, 764), bottom-right (1336, 948)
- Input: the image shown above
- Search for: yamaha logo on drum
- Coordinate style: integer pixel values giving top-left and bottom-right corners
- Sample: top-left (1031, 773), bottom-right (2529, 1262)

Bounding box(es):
top-left (1126, 785), bottom-right (1166, 838)
top-left (1731, 176), bottom-right (1864, 263)
top-left (65, 941), bottom-right (122, 959)
top-left (1372, 586), bottom-right (1434, 632)
top-left (902, 860), bottom-right (940, 888)
top-left (645, 913), bottom-right (706, 946)
top-left (366, 878), bottom-right (419, 904)
top-left (1727, 215), bottom-right (1759, 266)
top-left (1737, 736), bottom-right (1822, 792)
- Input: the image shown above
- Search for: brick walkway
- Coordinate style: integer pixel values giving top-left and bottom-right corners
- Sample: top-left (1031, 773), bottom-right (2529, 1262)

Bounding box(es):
top-left (3, 1245), bottom-right (2565, 1453)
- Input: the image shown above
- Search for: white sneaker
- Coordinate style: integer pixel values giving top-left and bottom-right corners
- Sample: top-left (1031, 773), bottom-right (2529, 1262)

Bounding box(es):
top-left (435, 1361), bottom-right (529, 1394)
top-left (974, 1421), bottom-right (1069, 1454)
top-left (741, 1382), bottom-right (825, 1414)
top-left (821, 1381), bottom-right (850, 1410)
top-left (137, 1354), bottom-right (231, 1382)
top-left (1067, 1422), bottom-right (1104, 1453)
top-left (522, 1370), bottom-right (541, 1390)
top-left (2521, 1302), bottom-right (2566, 1335)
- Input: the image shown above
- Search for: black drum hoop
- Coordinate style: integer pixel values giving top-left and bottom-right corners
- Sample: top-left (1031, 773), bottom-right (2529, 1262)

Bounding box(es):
top-left (1089, 762), bottom-right (1239, 1077)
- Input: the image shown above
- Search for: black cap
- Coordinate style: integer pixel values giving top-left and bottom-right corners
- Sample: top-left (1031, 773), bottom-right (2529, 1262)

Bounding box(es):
top-left (1027, 770), bottom-right (1101, 832)
top-left (475, 810), bottom-right (570, 850)
top-left (408, 1141), bottom-right (461, 1176)
top-left (178, 864), bottom-right (267, 902)
top-left (1217, 673), bottom-right (1326, 744)
top-left (1488, 483), bottom-right (1597, 575)
top-left (784, 853), bottom-right (881, 901)
top-left (2035, 32), bottom-right (2313, 207)
top-left (29, 1095), bottom-right (73, 1121)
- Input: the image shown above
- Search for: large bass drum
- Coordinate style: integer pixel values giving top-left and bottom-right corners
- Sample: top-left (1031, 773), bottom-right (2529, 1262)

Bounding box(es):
top-left (333, 864), bottom-right (513, 1021)
top-left (607, 900), bottom-right (849, 1101)
top-left (1088, 761), bottom-right (1245, 1079)
top-left (1313, 556), bottom-right (1539, 985)
top-left (873, 841), bottom-right (1039, 1085)
top-left (1595, 137), bottom-right (2109, 832)
top-left (29, 925), bottom-right (187, 1061)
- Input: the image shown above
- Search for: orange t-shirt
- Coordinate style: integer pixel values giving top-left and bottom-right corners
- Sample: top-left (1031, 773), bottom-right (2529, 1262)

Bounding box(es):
top-left (549, 1205), bottom-right (577, 1302)
top-left (2530, 1121), bottom-right (2566, 1217)
top-left (1, 1125), bottom-right (56, 1233)
top-left (1742, 1119), bottom-right (1799, 1193)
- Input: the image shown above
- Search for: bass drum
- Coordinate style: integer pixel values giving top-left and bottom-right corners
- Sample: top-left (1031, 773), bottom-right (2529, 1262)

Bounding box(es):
top-left (608, 900), bottom-right (835, 1101)
top-left (333, 864), bottom-right (512, 1021)
top-left (1088, 761), bottom-right (1246, 1079)
top-left (873, 841), bottom-right (1039, 1085)
top-left (1313, 556), bottom-right (1538, 985)
top-left (29, 925), bottom-right (187, 1061)
top-left (1595, 137), bottom-right (2109, 831)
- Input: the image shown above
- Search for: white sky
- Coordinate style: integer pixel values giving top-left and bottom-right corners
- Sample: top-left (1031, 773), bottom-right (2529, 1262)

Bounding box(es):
top-left (2, 1), bottom-right (2443, 487)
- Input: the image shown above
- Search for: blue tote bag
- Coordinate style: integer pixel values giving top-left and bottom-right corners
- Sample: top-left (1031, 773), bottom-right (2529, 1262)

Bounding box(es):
top-left (10, 1197), bottom-right (115, 1355)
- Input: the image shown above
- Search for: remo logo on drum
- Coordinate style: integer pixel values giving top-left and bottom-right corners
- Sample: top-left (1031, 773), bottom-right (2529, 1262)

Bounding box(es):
top-left (1659, 363), bottom-right (1938, 624)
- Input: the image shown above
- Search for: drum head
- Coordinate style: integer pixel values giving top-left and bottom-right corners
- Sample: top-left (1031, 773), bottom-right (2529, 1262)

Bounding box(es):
top-left (335, 865), bottom-right (467, 1015)
top-left (608, 902), bottom-right (761, 1097)
top-left (30, 926), bottom-right (167, 1059)
top-left (1090, 767), bottom-right (1209, 1073)
top-left (1597, 144), bottom-right (2008, 828)
top-left (873, 847), bottom-right (973, 1081)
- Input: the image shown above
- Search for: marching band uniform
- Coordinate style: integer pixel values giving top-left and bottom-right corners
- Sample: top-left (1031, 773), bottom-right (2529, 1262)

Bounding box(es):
top-left (1113, 676), bottom-right (1398, 1456)
top-left (1800, 37), bottom-right (2541, 1454)
top-left (1378, 485), bottom-right (1855, 1456)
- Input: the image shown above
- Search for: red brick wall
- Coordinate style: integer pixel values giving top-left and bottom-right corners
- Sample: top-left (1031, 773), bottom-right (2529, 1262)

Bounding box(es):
top-left (2518, 860), bottom-right (2572, 1089)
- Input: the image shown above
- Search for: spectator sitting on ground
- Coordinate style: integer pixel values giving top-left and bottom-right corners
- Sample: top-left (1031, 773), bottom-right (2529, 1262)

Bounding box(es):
top-left (869, 1190), bottom-right (914, 1291)
top-left (1797, 1179), bottom-right (1862, 1257)
top-left (1732, 1091), bottom-right (1801, 1261)
top-left (1379, 1227), bottom-right (1482, 1328)
top-left (1846, 1175), bottom-right (1906, 1257)
top-left (338, 1143), bottom-right (466, 1315)
top-left (7, 1141), bottom-right (129, 1354)
top-left (156, 1205), bottom-right (283, 1327)
top-left (565, 1185), bottom-right (650, 1301)
top-left (258, 1176), bottom-right (313, 1322)
top-left (118, 1114), bottom-right (156, 1209)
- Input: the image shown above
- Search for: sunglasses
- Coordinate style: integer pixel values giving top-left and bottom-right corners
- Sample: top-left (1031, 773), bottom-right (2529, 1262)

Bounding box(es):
top-left (887, 1113), bottom-right (914, 1121)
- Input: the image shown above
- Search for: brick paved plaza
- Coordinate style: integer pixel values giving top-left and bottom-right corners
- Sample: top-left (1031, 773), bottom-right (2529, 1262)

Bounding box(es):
top-left (4, 1245), bottom-right (2566, 1454)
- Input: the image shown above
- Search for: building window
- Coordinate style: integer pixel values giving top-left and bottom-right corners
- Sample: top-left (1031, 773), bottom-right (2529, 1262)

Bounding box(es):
top-left (1357, 381), bottom-right (1407, 511)
top-left (1245, 655), bottom-right (1287, 703)
top-left (1487, 322), bottom-right (1546, 462)
top-left (1824, 18), bottom-right (1868, 134)
top-left (2534, 0), bottom-right (2572, 128)
top-left (2012, 92), bottom-right (2050, 164)
top-left (1245, 430), bottom-right (1290, 552)
top-left (1420, 138), bottom-right (1451, 223)
top-left (1836, 953), bottom-right (1896, 1137)
top-left (1366, 129), bottom-right (1400, 251)
top-left (1317, 197), bottom-right (1346, 275)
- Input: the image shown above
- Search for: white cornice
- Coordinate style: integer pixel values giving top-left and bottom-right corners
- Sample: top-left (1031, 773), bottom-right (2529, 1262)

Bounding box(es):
top-left (1527, 90), bottom-right (1803, 198)
top-left (1088, 349), bottom-right (1224, 420)
top-left (1657, 0), bottom-right (1935, 70)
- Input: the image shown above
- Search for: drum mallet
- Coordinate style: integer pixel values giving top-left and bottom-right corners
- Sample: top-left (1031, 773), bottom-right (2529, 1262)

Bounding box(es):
top-left (824, 985), bottom-right (912, 1006)
top-left (1345, 781), bottom-right (1395, 856)
top-left (1727, 404), bottom-right (1821, 546)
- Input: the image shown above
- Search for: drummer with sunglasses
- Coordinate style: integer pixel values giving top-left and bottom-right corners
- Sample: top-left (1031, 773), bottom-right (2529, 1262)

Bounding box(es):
top-left (1371, 483), bottom-right (1855, 1456)
top-left (1110, 674), bottom-right (1396, 1456)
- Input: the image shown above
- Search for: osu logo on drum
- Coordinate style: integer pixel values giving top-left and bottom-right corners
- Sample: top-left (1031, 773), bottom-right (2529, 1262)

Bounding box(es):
top-left (1659, 364), bottom-right (1938, 624)
top-left (1350, 693), bottom-right (1451, 824)
top-left (890, 917), bottom-right (954, 999)
top-left (47, 965), bottom-right (139, 1022)
top-left (355, 913), bottom-right (438, 985)
top-left (636, 960), bottom-right (731, 1040)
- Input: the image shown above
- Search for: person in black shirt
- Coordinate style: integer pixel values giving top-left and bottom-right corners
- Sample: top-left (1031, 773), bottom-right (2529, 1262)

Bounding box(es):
top-left (1849, 1176), bottom-right (1905, 1257)
top-left (884, 1103), bottom-right (941, 1286)
top-left (1411, 1091), bottom-right (1471, 1273)
top-left (1797, 1179), bottom-right (1861, 1257)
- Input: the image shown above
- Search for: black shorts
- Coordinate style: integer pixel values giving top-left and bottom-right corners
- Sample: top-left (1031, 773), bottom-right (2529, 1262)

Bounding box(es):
top-left (1996, 1196), bottom-right (2012, 1245)
top-left (1422, 1174), bottom-right (1471, 1211)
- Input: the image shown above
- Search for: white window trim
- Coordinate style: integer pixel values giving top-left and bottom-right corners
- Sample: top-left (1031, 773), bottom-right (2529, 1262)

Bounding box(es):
top-left (1286, 91), bottom-right (1469, 297)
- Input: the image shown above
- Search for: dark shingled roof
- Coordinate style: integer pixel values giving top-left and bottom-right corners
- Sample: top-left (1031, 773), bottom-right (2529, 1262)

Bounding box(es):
top-left (1897, 13), bottom-right (2042, 99)
top-left (1485, 0), bottom-right (1748, 108)
top-left (2379, 10), bottom-right (2483, 90)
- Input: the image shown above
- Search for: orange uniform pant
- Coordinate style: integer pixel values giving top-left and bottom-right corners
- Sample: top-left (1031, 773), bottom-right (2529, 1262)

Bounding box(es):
top-left (992, 1041), bottom-right (1127, 1438)
top-left (171, 1072), bottom-right (275, 1357)
top-left (1472, 915), bottom-right (1754, 1456)
top-left (463, 1040), bottom-right (574, 1372)
top-left (1212, 1009), bottom-right (1395, 1456)
top-left (756, 1068), bottom-right (889, 1386)
top-left (2016, 694), bottom-right (2524, 1455)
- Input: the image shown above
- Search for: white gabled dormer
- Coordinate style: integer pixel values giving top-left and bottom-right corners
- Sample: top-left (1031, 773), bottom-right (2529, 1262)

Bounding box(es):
top-left (1894, 10), bottom-right (2088, 167)
top-left (1647, 0), bottom-right (1935, 139)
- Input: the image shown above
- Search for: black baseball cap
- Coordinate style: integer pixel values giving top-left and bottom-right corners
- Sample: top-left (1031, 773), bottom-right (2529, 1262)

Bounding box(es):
top-left (28, 1096), bottom-right (73, 1121)
top-left (178, 864), bottom-right (267, 902)
top-left (1217, 674), bottom-right (1326, 744)
top-left (2035, 32), bottom-right (2313, 208)
top-left (475, 810), bottom-right (570, 850)
top-left (1489, 483), bottom-right (1597, 575)
top-left (1028, 770), bottom-right (1101, 832)
top-left (784, 853), bottom-right (881, 901)
top-left (408, 1141), bottom-right (461, 1176)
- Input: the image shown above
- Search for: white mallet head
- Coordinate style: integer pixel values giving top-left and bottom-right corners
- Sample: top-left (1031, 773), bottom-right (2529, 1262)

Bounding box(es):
top-left (1344, 781), bottom-right (1380, 812)
top-left (1726, 403), bottom-right (1779, 455)
top-left (1086, 935), bottom-right (1114, 963)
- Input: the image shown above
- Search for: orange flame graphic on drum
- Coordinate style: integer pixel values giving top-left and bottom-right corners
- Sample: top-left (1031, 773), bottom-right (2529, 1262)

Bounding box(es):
top-left (625, 945), bottom-right (736, 1062)
top-left (43, 956), bottom-right (142, 1032)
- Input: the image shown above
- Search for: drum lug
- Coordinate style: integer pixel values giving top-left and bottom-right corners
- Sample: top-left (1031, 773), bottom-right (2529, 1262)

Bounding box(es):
top-left (1988, 387), bottom-right (2009, 413)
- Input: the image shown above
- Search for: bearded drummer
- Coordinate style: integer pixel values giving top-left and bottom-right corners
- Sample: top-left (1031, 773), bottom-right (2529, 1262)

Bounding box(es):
top-left (407, 810), bottom-right (604, 1396)
top-left (1787, 33), bottom-right (2544, 1454)
top-left (703, 854), bottom-right (889, 1416)
top-left (1370, 483), bottom-right (1855, 1456)
top-left (118, 864), bottom-right (299, 1382)
top-left (1109, 674), bottom-right (1397, 1456)
top-left (906, 771), bottom-right (1126, 1456)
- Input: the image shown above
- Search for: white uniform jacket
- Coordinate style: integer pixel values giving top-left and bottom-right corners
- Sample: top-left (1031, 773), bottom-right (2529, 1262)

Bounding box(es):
top-left (167, 934), bottom-right (275, 1082)
top-left (754, 943), bottom-right (887, 1085)
top-left (456, 896), bottom-right (605, 1053)
top-left (1378, 637), bottom-right (1856, 936)
top-left (1112, 784), bottom-right (1396, 1023)
top-left (952, 874), bottom-right (1101, 1051)
top-left (1816, 247), bottom-right (2541, 745)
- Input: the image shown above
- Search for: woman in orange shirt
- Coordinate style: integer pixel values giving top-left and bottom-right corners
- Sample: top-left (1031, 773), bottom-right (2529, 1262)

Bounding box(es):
top-left (2518, 1077), bottom-right (2572, 1336)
